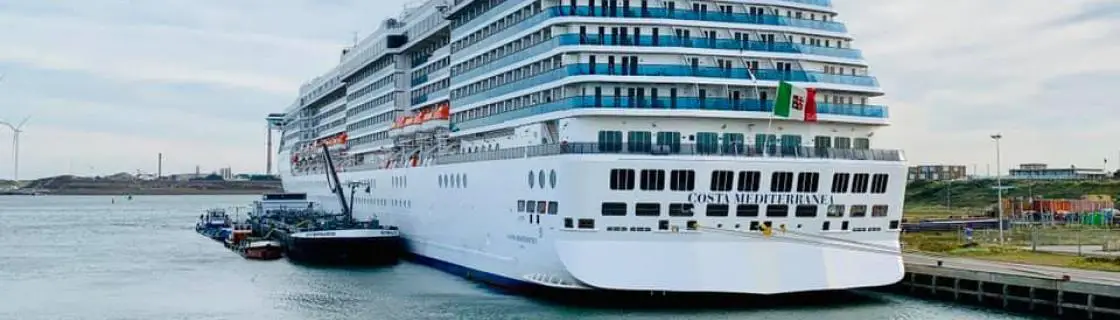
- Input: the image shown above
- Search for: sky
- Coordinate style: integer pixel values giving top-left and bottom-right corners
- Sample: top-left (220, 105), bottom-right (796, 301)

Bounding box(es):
top-left (0, 0), bottom-right (1117, 180)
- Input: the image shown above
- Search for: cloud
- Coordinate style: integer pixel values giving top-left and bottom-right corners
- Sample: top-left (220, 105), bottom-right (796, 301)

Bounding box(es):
top-left (0, 0), bottom-right (1117, 179)
top-left (838, 0), bottom-right (1120, 172)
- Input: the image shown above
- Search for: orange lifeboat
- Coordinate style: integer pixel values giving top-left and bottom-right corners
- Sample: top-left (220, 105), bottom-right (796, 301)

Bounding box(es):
top-left (389, 116), bottom-right (408, 137)
top-left (401, 114), bottom-right (419, 135)
top-left (417, 109), bottom-right (436, 132)
top-left (428, 104), bottom-right (450, 129)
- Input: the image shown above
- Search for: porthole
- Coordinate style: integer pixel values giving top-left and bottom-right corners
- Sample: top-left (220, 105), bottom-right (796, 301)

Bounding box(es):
top-left (549, 170), bottom-right (557, 188)
top-left (538, 170), bottom-right (545, 188)
top-left (462, 174), bottom-right (468, 188)
top-left (455, 174), bottom-right (461, 188)
top-left (528, 171), bottom-right (535, 188)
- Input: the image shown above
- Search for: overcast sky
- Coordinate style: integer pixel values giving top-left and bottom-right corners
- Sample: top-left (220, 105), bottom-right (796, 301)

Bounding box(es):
top-left (0, 0), bottom-right (1117, 180)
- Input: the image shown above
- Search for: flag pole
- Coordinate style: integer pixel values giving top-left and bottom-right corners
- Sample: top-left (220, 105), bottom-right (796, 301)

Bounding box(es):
top-left (745, 65), bottom-right (770, 157)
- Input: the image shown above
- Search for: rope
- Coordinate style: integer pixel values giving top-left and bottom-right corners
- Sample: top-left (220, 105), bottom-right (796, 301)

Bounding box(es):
top-left (695, 225), bottom-right (1070, 279)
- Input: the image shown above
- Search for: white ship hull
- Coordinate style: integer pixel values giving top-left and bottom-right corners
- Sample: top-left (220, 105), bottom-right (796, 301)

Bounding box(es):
top-left (279, 151), bottom-right (906, 294)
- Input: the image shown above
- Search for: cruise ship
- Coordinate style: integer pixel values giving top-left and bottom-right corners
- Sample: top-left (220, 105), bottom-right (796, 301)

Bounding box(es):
top-left (273, 0), bottom-right (907, 295)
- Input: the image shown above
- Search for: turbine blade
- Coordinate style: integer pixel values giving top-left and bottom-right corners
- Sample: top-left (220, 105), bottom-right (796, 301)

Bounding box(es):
top-left (16, 116), bottom-right (29, 129)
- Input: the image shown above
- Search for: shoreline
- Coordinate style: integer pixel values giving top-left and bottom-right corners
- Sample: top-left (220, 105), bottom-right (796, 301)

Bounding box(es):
top-left (0, 189), bottom-right (282, 196)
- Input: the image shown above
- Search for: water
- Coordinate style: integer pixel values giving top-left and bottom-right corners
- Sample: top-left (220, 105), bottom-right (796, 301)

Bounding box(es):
top-left (0, 195), bottom-right (1036, 320)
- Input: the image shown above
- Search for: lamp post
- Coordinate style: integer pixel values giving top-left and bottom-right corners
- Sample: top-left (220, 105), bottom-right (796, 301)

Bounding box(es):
top-left (991, 133), bottom-right (1004, 245)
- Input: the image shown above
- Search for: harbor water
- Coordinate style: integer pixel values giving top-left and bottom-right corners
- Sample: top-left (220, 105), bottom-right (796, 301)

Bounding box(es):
top-left (1, 195), bottom-right (1039, 320)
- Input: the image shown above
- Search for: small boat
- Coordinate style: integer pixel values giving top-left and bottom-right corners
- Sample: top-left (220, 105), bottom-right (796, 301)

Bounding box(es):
top-left (195, 208), bottom-right (232, 241)
top-left (236, 240), bottom-right (284, 260)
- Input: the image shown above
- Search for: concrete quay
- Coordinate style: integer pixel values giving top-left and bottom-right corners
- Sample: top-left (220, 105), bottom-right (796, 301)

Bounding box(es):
top-left (884, 254), bottom-right (1120, 319)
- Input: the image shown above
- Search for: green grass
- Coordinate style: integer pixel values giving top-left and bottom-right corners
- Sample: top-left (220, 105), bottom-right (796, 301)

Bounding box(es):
top-left (901, 231), bottom-right (1120, 272)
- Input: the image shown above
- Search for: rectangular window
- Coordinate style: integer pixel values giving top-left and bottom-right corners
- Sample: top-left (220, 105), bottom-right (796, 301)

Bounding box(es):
top-left (871, 174), bottom-right (889, 194)
top-left (854, 138), bottom-right (870, 149)
top-left (723, 133), bottom-right (745, 154)
top-left (628, 131), bottom-right (653, 152)
top-left (668, 203), bottom-right (694, 216)
top-left (601, 202), bottom-right (627, 216)
top-left (639, 169), bottom-right (665, 190)
top-left (548, 201), bottom-right (558, 214)
top-left (796, 172), bottom-right (820, 193)
top-left (670, 170), bottom-right (695, 191)
top-left (706, 204), bottom-right (729, 217)
top-left (850, 205), bottom-right (868, 217)
top-left (826, 204), bottom-right (845, 217)
top-left (814, 136), bottom-right (832, 149)
top-left (656, 131), bottom-right (681, 152)
top-left (578, 218), bottom-right (595, 229)
top-left (537, 201), bottom-right (547, 214)
top-left (737, 171), bottom-right (761, 192)
top-left (598, 130), bottom-right (623, 152)
top-left (770, 171), bottom-right (794, 192)
top-left (635, 203), bottom-right (661, 216)
top-left (765, 204), bottom-right (789, 217)
top-left (831, 173), bottom-right (850, 193)
top-left (526, 200), bottom-right (537, 212)
top-left (517, 200), bottom-right (526, 212)
top-left (710, 170), bottom-right (734, 191)
top-left (795, 205), bottom-right (818, 217)
top-left (871, 205), bottom-right (888, 217)
top-left (735, 204), bottom-right (759, 217)
top-left (852, 173), bottom-right (870, 193)
top-left (696, 132), bottom-right (719, 153)
top-left (609, 169), bottom-right (635, 190)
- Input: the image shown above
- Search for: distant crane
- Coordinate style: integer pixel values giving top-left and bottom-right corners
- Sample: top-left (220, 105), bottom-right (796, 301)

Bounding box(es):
top-left (0, 116), bottom-right (30, 181)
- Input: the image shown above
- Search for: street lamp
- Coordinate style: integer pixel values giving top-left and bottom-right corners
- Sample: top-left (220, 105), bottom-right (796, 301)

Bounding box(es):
top-left (991, 133), bottom-right (1004, 245)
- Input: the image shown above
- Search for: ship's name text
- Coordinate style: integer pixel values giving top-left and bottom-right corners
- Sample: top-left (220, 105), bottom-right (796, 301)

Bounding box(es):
top-left (687, 193), bottom-right (835, 205)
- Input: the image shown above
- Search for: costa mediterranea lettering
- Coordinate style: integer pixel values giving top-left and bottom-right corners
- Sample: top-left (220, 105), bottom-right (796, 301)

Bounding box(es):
top-left (687, 193), bottom-right (835, 205)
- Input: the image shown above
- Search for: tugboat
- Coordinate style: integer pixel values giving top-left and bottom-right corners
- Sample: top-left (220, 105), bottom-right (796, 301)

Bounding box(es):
top-left (195, 208), bottom-right (232, 242)
top-left (234, 239), bottom-right (284, 260)
top-left (251, 143), bottom-right (401, 265)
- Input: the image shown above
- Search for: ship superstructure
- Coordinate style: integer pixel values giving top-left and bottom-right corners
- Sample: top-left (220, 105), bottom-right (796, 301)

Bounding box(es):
top-left (275, 0), bottom-right (906, 294)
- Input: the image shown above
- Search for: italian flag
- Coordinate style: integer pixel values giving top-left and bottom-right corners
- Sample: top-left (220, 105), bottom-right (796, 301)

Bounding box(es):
top-left (774, 81), bottom-right (818, 122)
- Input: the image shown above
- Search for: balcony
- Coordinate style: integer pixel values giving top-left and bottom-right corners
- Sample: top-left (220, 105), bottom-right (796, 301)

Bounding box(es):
top-left (452, 96), bottom-right (887, 132)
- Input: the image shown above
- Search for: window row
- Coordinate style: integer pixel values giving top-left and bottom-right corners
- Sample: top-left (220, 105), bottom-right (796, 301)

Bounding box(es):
top-left (450, 0), bottom-right (508, 30)
top-left (346, 110), bottom-right (401, 132)
top-left (347, 74), bottom-right (396, 102)
top-left (451, 28), bottom-right (553, 79)
top-left (829, 173), bottom-right (889, 194)
top-left (451, 2), bottom-right (543, 54)
top-left (410, 78), bottom-right (450, 102)
top-left (411, 56), bottom-right (450, 85)
top-left (411, 38), bottom-right (450, 67)
top-left (439, 173), bottom-right (468, 188)
top-left (608, 169), bottom-right (891, 194)
top-left (346, 56), bottom-right (394, 85)
top-left (452, 87), bottom-right (563, 124)
top-left (600, 202), bottom-right (890, 218)
top-left (345, 91), bottom-right (396, 117)
top-left (517, 200), bottom-right (560, 215)
top-left (346, 131), bottom-right (390, 149)
top-left (450, 55), bottom-right (563, 101)
top-left (597, 130), bottom-right (873, 154)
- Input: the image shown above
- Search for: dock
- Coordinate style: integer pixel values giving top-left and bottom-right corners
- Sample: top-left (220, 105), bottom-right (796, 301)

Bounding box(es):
top-left (887, 254), bottom-right (1120, 319)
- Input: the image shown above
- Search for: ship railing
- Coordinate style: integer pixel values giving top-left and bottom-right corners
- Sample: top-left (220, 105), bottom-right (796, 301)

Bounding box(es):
top-left (433, 142), bottom-right (903, 165)
top-left (291, 143), bottom-right (904, 176)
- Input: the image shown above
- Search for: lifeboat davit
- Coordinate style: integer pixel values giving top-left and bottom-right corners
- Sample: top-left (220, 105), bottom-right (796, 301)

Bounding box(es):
top-left (428, 104), bottom-right (450, 129)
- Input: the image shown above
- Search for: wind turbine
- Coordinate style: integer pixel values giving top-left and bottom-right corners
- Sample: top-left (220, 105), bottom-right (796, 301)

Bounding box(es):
top-left (0, 116), bottom-right (30, 181)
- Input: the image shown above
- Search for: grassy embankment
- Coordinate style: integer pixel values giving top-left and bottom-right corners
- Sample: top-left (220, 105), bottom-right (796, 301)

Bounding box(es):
top-left (902, 179), bottom-right (1120, 272)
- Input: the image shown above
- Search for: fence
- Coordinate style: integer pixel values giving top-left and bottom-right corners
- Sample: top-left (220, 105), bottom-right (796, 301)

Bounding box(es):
top-left (966, 227), bottom-right (1120, 256)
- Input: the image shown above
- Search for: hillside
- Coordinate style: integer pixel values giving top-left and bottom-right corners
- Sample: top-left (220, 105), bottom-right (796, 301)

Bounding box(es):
top-left (14, 175), bottom-right (281, 195)
top-left (905, 179), bottom-right (1120, 212)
